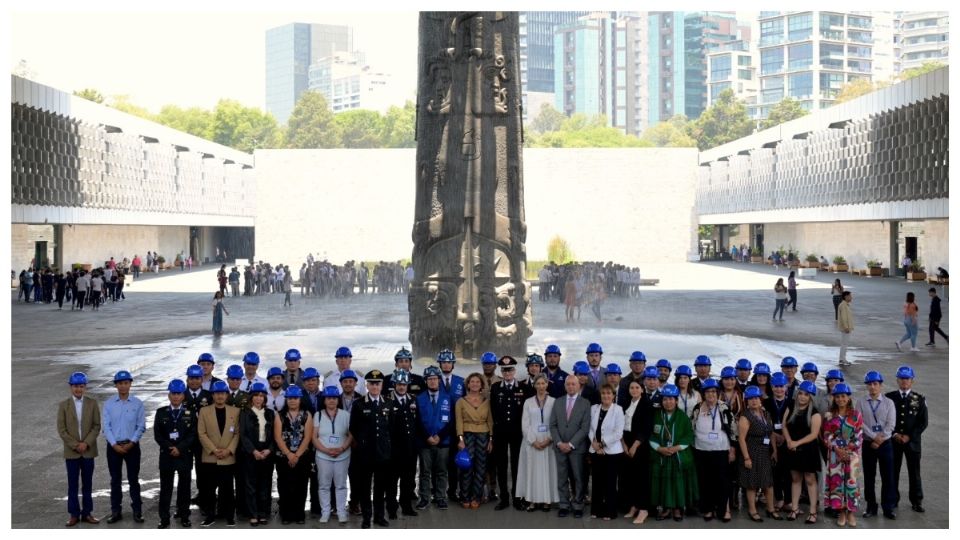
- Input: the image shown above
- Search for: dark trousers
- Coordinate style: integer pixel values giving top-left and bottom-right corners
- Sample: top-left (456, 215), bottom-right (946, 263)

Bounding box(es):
top-left (192, 448), bottom-right (206, 509)
top-left (893, 441), bottom-right (923, 506)
top-left (308, 455), bottom-right (321, 514)
top-left (590, 453), bottom-right (619, 519)
top-left (56, 290), bottom-right (65, 308)
top-left (356, 458), bottom-right (391, 521)
top-left (622, 438), bottom-right (650, 510)
top-left (695, 448), bottom-right (731, 515)
top-left (833, 295), bottom-right (842, 320)
top-left (929, 319), bottom-right (948, 343)
top-left (65, 457), bottom-right (95, 518)
top-left (106, 444), bottom-right (142, 515)
top-left (75, 290), bottom-right (86, 310)
top-left (276, 456), bottom-right (310, 521)
top-left (494, 431), bottom-right (522, 501)
top-left (787, 289), bottom-right (798, 310)
top-left (242, 454), bottom-right (274, 519)
top-left (387, 452), bottom-right (418, 514)
top-left (158, 467), bottom-right (192, 523)
top-left (447, 447), bottom-right (460, 500)
top-left (199, 463), bottom-right (235, 519)
top-left (233, 452), bottom-right (248, 517)
top-left (862, 439), bottom-right (896, 512)
top-left (773, 442), bottom-right (792, 506)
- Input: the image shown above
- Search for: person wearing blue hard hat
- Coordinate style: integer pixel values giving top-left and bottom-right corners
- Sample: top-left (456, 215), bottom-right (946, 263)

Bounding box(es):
top-left (780, 357), bottom-right (801, 400)
top-left (573, 361), bottom-right (600, 405)
top-left (385, 369), bottom-right (421, 518)
top-left (691, 355), bottom-right (713, 395)
top-left (273, 378), bottom-right (314, 526)
top-left (749, 363), bottom-right (772, 399)
top-left (650, 383), bottom-right (697, 521)
top-left (522, 353), bottom-right (546, 397)
top-left (822, 381), bottom-right (863, 527)
top-left (154, 379), bottom-right (196, 529)
top-left (196, 352), bottom-right (222, 392)
top-left (436, 348), bottom-right (464, 403)
top-left (196, 377), bottom-right (240, 527)
top-left (299, 367), bottom-right (323, 413)
top-left (735, 359), bottom-right (753, 388)
top-left (673, 366), bottom-right (702, 417)
top-left (479, 351), bottom-right (502, 396)
top-left (184, 365), bottom-right (211, 413)
top-left (886, 365), bottom-right (927, 514)
top-left (690, 377), bottom-right (737, 523)
top-left (237, 381), bottom-right (276, 526)
top-left (282, 348), bottom-right (305, 388)
top-left (544, 346), bottom-right (569, 399)
top-left (738, 385), bottom-right (781, 522)
top-left (224, 365), bottom-right (250, 411)
top-left (584, 344), bottom-right (606, 390)
top-left (240, 352), bottom-right (268, 393)
top-left (765, 373), bottom-right (794, 513)
top-left (654, 359), bottom-right (672, 387)
top-left (416, 365), bottom-right (453, 511)
top-left (718, 367), bottom-right (744, 418)
top-left (103, 370), bottom-right (147, 524)
top-left (326, 346), bottom-right (367, 396)
top-left (385, 347), bottom-right (425, 396)
top-left (825, 369), bottom-right (845, 410)
top-left (264, 367), bottom-right (288, 412)
top-left (312, 384), bottom-right (352, 524)
top-left (620, 351), bottom-right (647, 401)
top-left (856, 371), bottom-right (898, 520)
top-left (781, 379), bottom-right (823, 523)
top-left (641, 366), bottom-right (663, 409)
top-left (453, 373), bottom-right (494, 512)
top-left (603, 363), bottom-right (624, 404)
top-left (58, 372), bottom-right (102, 526)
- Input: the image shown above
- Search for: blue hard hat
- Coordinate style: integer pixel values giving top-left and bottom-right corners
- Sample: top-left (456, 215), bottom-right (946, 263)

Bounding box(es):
top-left (167, 379), bottom-right (186, 393)
top-left (743, 385), bottom-right (763, 400)
top-left (437, 349), bottom-right (456, 363)
top-left (267, 367), bottom-right (283, 378)
top-left (864, 371), bottom-right (884, 384)
top-left (674, 365), bottom-right (693, 377)
top-left (455, 448), bottom-right (473, 470)
top-left (210, 380), bottom-right (229, 393)
top-left (800, 362), bottom-right (819, 374)
top-left (481, 352), bottom-right (498, 364)
top-left (243, 352), bottom-right (260, 365)
top-left (197, 352), bottom-right (215, 364)
top-left (720, 366), bottom-right (737, 379)
top-left (798, 380), bottom-right (817, 396)
top-left (781, 356), bottom-right (799, 368)
top-left (322, 385), bottom-right (341, 398)
top-left (284, 348), bottom-right (302, 361)
top-left (340, 369), bottom-right (359, 381)
top-left (394, 347), bottom-right (413, 361)
top-left (825, 369), bottom-right (845, 381)
top-left (701, 378), bottom-right (720, 391)
top-left (393, 369), bottom-right (411, 385)
top-left (423, 366), bottom-right (441, 379)
top-left (69, 371), bottom-right (88, 385)
top-left (832, 383), bottom-right (852, 396)
top-left (335, 346), bottom-right (353, 358)
top-left (573, 361), bottom-right (590, 375)
top-left (656, 359), bottom-right (672, 370)
top-left (605, 363), bottom-right (622, 375)
top-left (661, 384), bottom-right (680, 398)
top-left (526, 353), bottom-right (545, 367)
top-left (896, 366), bottom-right (915, 379)
top-left (284, 385), bottom-right (303, 399)
top-left (694, 355), bottom-right (712, 366)
top-left (643, 366), bottom-right (660, 379)
top-left (186, 365), bottom-right (204, 378)
top-left (113, 370), bottom-right (133, 383)
top-left (303, 367), bottom-right (320, 380)
top-left (586, 343), bottom-right (603, 354)
top-left (735, 358), bottom-right (753, 371)
top-left (771, 372), bottom-right (789, 387)
top-left (226, 365), bottom-right (244, 379)
top-left (249, 382), bottom-right (268, 395)
top-left (753, 363), bottom-right (771, 376)
top-left (629, 351), bottom-right (647, 362)
top-left (545, 344), bottom-right (562, 356)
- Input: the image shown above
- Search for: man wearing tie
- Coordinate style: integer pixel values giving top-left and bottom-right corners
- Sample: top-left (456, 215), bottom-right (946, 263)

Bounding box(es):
top-left (549, 375), bottom-right (591, 518)
top-left (240, 352), bottom-right (268, 393)
top-left (886, 366), bottom-right (928, 513)
top-left (386, 369), bottom-right (420, 518)
top-left (857, 371), bottom-right (898, 520)
top-left (490, 356), bottom-right (527, 510)
top-left (154, 379), bottom-right (196, 529)
top-left (197, 353), bottom-right (221, 392)
top-left (57, 372), bottom-right (102, 526)
top-left (325, 347), bottom-right (367, 395)
top-left (282, 349), bottom-right (305, 388)
top-left (184, 365), bottom-right (212, 512)
top-left (437, 349), bottom-right (465, 502)
top-left (735, 358), bottom-right (752, 389)
top-left (619, 351), bottom-right (647, 401)
top-left (224, 365), bottom-right (250, 410)
top-left (584, 343), bottom-right (606, 390)
top-left (349, 370), bottom-right (394, 528)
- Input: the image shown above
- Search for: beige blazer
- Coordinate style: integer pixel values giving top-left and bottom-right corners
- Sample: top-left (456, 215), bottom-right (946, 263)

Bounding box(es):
top-left (57, 395), bottom-right (101, 459)
top-left (197, 404), bottom-right (240, 465)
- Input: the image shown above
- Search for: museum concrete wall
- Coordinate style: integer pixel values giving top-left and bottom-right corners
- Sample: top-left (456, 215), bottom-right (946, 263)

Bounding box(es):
top-left (59, 225), bottom-right (189, 270)
top-left (11, 224), bottom-right (55, 273)
top-left (253, 148), bottom-right (699, 266)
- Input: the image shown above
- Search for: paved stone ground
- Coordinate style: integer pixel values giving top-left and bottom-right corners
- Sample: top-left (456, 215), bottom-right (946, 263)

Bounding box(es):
top-left (10, 261), bottom-right (948, 528)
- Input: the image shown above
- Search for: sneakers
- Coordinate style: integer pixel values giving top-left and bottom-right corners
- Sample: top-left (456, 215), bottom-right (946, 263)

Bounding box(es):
top-left (925, 342), bottom-right (936, 347)
top-left (200, 517), bottom-right (216, 527)
top-left (910, 347), bottom-right (920, 352)
top-left (338, 514), bottom-right (349, 524)
top-left (416, 499), bottom-right (430, 510)
top-left (436, 500), bottom-right (448, 510)
top-left (319, 513), bottom-right (330, 524)
top-left (895, 342), bottom-right (902, 352)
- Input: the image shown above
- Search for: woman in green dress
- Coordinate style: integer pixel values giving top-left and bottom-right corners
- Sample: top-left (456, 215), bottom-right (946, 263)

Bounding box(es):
top-left (650, 384), bottom-right (698, 521)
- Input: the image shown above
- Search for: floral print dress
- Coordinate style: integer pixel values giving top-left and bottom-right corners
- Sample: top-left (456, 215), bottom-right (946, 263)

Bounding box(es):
top-left (821, 410), bottom-right (864, 511)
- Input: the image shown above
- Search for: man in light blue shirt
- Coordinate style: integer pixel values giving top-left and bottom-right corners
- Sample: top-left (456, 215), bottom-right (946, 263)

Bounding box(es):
top-left (103, 370), bottom-right (146, 523)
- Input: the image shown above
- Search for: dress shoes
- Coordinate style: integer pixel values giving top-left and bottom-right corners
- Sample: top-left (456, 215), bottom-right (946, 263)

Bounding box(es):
top-left (106, 513), bottom-right (123, 524)
top-left (494, 500), bottom-right (510, 511)
top-left (133, 513), bottom-right (144, 523)
top-left (374, 518), bottom-right (390, 527)
top-left (883, 511), bottom-right (896, 520)
top-left (180, 519), bottom-right (192, 528)
top-left (388, 511), bottom-right (398, 520)
top-left (157, 521), bottom-right (170, 529)
top-left (416, 499), bottom-right (430, 510)
top-left (401, 508), bottom-right (419, 517)
top-left (912, 504), bottom-right (925, 513)
top-left (81, 515), bottom-right (100, 525)
top-left (201, 517), bottom-right (216, 527)
top-left (862, 510), bottom-right (878, 518)
top-left (573, 510), bottom-right (584, 519)
top-left (361, 519), bottom-right (371, 529)
top-left (558, 509), bottom-right (569, 518)
top-left (65, 517), bottom-right (79, 527)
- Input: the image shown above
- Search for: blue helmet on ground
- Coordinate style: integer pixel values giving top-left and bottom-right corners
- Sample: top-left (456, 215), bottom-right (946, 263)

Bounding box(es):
top-left (545, 344), bottom-right (562, 356)
top-left (243, 352), bottom-right (260, 365)
top-left (285, 349), bottom-right (302, 361)
top-left (423, 366), bottom-right (441, 379)
top-left (586, 343), bottom-right (603, 354)
top-left (455, 449), bottom-right (473, 470)
top-left (226, 365), bottom-right (244, 379)
top-left (735, 358), bottom-right (752, 371)
top-left (167, 379), bottom-right (186, 393)
top-left (896, 366), bottom-right (915, 379)
top-left (701, 379), bottom-right (720, 392)
top-left (322, 385), bottom-right (341, 398)
top-left (69, 372), bottom-right (88, 385)
top-left (798, 381), bottom-right (817, 396)
top-left (800, 362), bottom-right (819, 375)
top-left (720, 367), bottom-right (737, 379)
top-left (267, 367), bottom-right (283, 379)
top-left (394, 347), bottom-right (414, 362)
top-left (864, 371), bottom-right (884, 384)
top-left (661, 384), bottom-right (680, 398)
top-left (393, 369), bottom-right (411, 385)
top-left (694, 355), bottom-right (711, 366)
top-left (832, 383), bottom-right (852, 396)
top-left (210, 381), bottom-right (229, 394)
top-left (573, 361), bottom-right (590, 375)
top-left (526, 353), bottom-right (545, 367)
top-left (481, 352), bottom-right (498, 364)
top-left (335, 347), bottom-right (352, 358)
top-left (629, 351), bottom-right (647, 362)
top-left (186, 365), bottom-right (203, 378)
top-left (770, 372), bottom-right (789, 387)
top-left (605, 363), bottom-right (622, 375)
top-left (284, 385), bottom-right (303, 399)
top-left (197, 352), bottom-right (215, 364)
top-left (743, 385), bottom-right (763, 400)
top-left (674, 365), bottom-right (693, 377)
top-left (303, 367), bottom-right (320, 380)
top-left (781, 356), bottom-right (799, 368)
top-left (753, 363), bottom-right (771, 376)
top-left (825, 369), bottom-right (845, 381)
top-left (249, 382), bottom-right (268, 395)
top-left (113, 370), bottom-right (133, 383)
top-left (656, 359), bottom-right (672, 370)
top-left (437, 349), bottom-right (455, 363)
top-left (643, 366), bottom-right (659, 379)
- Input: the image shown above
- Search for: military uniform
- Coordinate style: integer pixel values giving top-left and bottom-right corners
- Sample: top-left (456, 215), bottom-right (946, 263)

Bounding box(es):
top-left (226, 389), bottom-right (249, 411)
top-left (349, 389), bottom-right (394, 526)
top-left (385, 372), bottom-right (425, 396)
top-left (154, 404), bottom-right (196, 526)
top-left (490, 376), bottom-right (527, 508)
top-left (387, 390), bottom-right (420, 516)
top-left (886, 388), bottom-right (928, 509)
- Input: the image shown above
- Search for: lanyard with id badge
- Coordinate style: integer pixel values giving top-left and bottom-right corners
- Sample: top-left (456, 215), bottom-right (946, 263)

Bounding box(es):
top-left (707, 406), bottom-right (720, 441)
top-left (754, 411), bottom-right (771, 446)
top-left (169, 407), bottom-right (183, 441)
top-left (536, 396), bottom-right (548, 433)
top-left (325, 410), bottom-right (341, 447)
top-left (868, 399), bottom-right (884, 434)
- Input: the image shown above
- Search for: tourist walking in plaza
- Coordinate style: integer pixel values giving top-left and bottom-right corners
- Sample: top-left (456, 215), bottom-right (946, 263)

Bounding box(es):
top-left (515, 374), bottom-right (558, 511)
top-left (782, 381), bottom-right (822, 523)
top-left (822, 383), bottom-right (863, 527)
top-left (738, 385), bottom-right (779, 522)
top-left (926, 287), bottom-right (948, 346)
top-left (785, 271), bottom-right (799, 311)
top-left (455, 373), bottom-right (493, 509)
top-left (901, 255), bottom-right (912, 280)
top-left (773, 278), bottom-right (788, 321)
top-left (831, 279), bottom-right (844, 321)
top-left (217, 265), bottom-right (228, 296)
top-left (212, 291), bottom-right (229, 336)
top-left (838, 291), bottom-right (854, 366)
top-left (896, 292), bottom-right (920, 352)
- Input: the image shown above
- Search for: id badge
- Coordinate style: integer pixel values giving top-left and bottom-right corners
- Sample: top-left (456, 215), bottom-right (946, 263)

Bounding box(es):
top-left (654, 425), bottom-right (662, 434)
top-left (170, 430), bottom-right (179, 441)
top-left (873, 424), bottom-right (882, 432)
top-left (762, 437), bottom-right (771, 446)
top-left (441, 415), bottom-right (449, 423)
top-left (537, 424), bottom-right (548, 433)
top-left (229, 426), bottom-right (235, 433)
top-left (774, 423), bottom-right (783, 430)
top-left (328, 435), bottom-right (341, 446)
top-left (708, 432), bottom-right (719, 440)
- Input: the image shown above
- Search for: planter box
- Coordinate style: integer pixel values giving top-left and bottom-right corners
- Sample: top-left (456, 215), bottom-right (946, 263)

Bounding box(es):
top-left (907, 272), bottom-right (927, 282)
top-left (803, 261), bottom-right (820, 268)
top-left (751, 256), bottom-right (763, 263)
top-left (831, 264), bottom-right (848, 272)
top-left (867, 266), bottom-right (883, 277)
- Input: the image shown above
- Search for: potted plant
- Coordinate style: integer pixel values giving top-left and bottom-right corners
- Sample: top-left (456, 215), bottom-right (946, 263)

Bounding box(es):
top-left (831, 256), bottom-right (848, 273)
top-left (750, 247), bottom-right (763, 263)
top-left (155, 255), bottom-right (166, 271)
top-left (907, 261), bottom-right (926, 281)
top-left (804, 254), bottom-right (819, 268)
top-left (866, 259), bottom-right (883, 277)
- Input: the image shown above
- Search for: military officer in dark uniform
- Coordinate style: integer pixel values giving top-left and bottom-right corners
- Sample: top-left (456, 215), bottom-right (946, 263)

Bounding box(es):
top-left (349, 369), bottom-right (394, 528)
top-left (490, 356), bottom-right (527, 511)
top-left (520, 353), bottom-right (545, 398)
top-left (154, 379), bottom-right (196, 529)
top-left (282, 348), bottom-right (305, 389)
top-left (386, 369), bottom-right (420, 518)
top-left (224, 365), bottom-right (250, 410)
top-left (886, 365), bottom-right (928, 513)
top-left (543, 344), bottom-right (568, 398)
top-left (384, 347), bottom-right (425, 396)
top-left (642, 366), bottom-right (663, 409)
top-left (184, 365), bottom-right (212, 512)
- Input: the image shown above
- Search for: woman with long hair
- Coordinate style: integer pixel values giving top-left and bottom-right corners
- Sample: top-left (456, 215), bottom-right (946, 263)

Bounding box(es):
top-left (622, 380), bottom-right (651, 524)
top-left (515, 374), bottom-right (558, 511)
top-left (738, 385), bottom-right (780, 522)
top-left (455, 373), bottom-right (493, 509)
top-left (782, 381), bottom-right (822, 524)
top-left (773, 278), bottom-right (788, 321)
top-left (673, 366), bottom-right (701, 418)
top-left (650, 384), bottom-right (698, 521)
top-left (691, 379), bottom-right (737, 522)
top-left (239, 383), bottom-right (276, 526)
top-left (821, 383), bottom-right (863, 527)
top-left (785, 270), bottom-right (799, 311)
top-left (273, 386), bottom-right (314, 524)
top-left (212, 291), bottom-right (229, 336)
top-left (896, 291), bottom-right (920, 352)
top-left (831, 279), bottom-right (844, 321)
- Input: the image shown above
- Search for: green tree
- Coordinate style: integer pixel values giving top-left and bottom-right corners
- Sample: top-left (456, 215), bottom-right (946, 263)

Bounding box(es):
top-left (212, 99), bottom-right (281, 152)
top-left (526, 112), bottom-right (649, 148)
top-left (285, 91), bottom-right (340, 148)
top-left (547, 236), bottom-right (575, 264)
top-left (639, 115), bottom-right (696, 147)
top-left (760, 97), bottom-right (809, 129)
top-left (899, 61), bottom-right (946, 81)
top-left (530, 103), bottom-right (566, 133)
top-left (381, 101), bottom-right (416, 147)
top-left (154, 105), bottom-right (215, 140)
top-left (688, 89), bottom-right (753, 150)
top-left (73, 88), bottom-right (104, 104)
top-left (698, 225), bottom-right (715, 239)
top-left (833, 78), bottom-right (876, 104)
top-left (108, 95), bottom-right (153, 119)
top-left (334, 109), bottom-right (384, 148)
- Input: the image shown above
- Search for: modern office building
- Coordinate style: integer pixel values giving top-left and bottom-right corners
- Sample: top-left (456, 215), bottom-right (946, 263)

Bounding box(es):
top-left (265, 23), bottom-right (353, 125)
top-left (519, 11), bottom-right (589, 121)
top-left (900, 11), bottom-right (949, 71)
top-left (707, 40), bottom-right (760, 121)
top-left (683, 12), bottom-right (750, 119)
top-left (871, 11), bottom-right (902, 82)
top-left (307, 51), bottom-right (402, 113)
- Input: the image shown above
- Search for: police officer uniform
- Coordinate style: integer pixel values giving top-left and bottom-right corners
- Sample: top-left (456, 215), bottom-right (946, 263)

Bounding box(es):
top-left (385, 372), bottom-right (425, 396)
top-left (154, 380), bottom-right (196, 528)
top-left (490, 356), bottom-right (527, 510)
top-left (349, 370), bottom-right (394, 528)
top-left (886, 367), bottom-right (928, 513)
top-left (387, 372), bottom-right (420, 518)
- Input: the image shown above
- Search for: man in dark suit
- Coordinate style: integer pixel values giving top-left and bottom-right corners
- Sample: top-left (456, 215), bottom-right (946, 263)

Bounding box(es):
top-left (549, 375), bottom-right (592, 518)
top-left (57, 372), bottom-right (102, 527)
top-left (490, 356), bottom-right (527, 510)
top-left (619, 351), bottom-right (647, 406)
top-left (886, 365), bottom-right (928, 513)
top-left (584, 343), bottom-right (606, 390)
top-left (349, 370), bottom-right (394, 528)
top-left (154, 379), bottom-right (196, 528)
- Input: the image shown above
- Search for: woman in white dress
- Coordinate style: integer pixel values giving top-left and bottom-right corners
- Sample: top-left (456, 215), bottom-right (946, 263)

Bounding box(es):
top-left (515, 374), bottom-right (559, 510)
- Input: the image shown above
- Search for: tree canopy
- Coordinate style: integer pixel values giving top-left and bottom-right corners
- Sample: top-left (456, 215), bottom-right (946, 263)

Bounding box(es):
top-left (687, 89), bottom-right (754, 150)
top-left (760, 98), bottom-right (809, 130)
top-left (73, 88), bottom-right (104, 104)
top-left (284, 91), bottom-right (340, 148)
top-left (639, 115), bottom-right (696, 147)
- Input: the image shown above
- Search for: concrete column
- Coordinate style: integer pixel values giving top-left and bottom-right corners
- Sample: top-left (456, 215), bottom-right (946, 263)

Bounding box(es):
top-left (889, 220), bottom-right (899, 275)
top-left (53, 224), bottom-right (63, 271)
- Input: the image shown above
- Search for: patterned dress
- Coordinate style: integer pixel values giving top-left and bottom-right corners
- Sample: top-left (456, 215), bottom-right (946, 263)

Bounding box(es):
top-left (822, 410), bottom-right (863, 511)
top-left (738, 409), bottom-right (774, 489)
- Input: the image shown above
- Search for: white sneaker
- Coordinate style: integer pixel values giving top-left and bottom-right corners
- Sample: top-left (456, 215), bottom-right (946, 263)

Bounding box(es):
top-left (319, 513), bottom-right (330, 524)
top-left (338, 514), bottom-right (349, 524)
top-left (895, 342), bottom-right (902, 352)
top-left (910, 347), bottom-right (920, 352)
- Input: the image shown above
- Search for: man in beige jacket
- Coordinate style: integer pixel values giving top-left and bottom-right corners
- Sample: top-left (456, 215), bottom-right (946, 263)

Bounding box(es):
top-left (838, 291), bottom-right (855, 367)
top-left (57, 371), bottom-right (102, 526)
top-left (197, 381), bottom-right (239, 527)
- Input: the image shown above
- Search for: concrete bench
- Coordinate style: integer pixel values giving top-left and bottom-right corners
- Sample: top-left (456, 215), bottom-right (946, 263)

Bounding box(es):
top-left (639, 279), bottom-right (660, 286)
top-left (797, 268), bottom-right (817, 279)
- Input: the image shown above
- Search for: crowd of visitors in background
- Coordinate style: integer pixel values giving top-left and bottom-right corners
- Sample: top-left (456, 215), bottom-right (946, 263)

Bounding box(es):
top-left (537, 261), bottom-right (642, 323)
top-left (17, 258), bottom-right (130, 311)
top-left (230, 256), bottom-right (412, 301)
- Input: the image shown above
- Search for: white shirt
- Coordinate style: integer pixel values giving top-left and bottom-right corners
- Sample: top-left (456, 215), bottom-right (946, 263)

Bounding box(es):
top-left (693, 403), bottom-right (729, 451)
top-left (74, 396), bottom-right (85, 439)
top-left (241, 375), bottom-right (269, 393)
